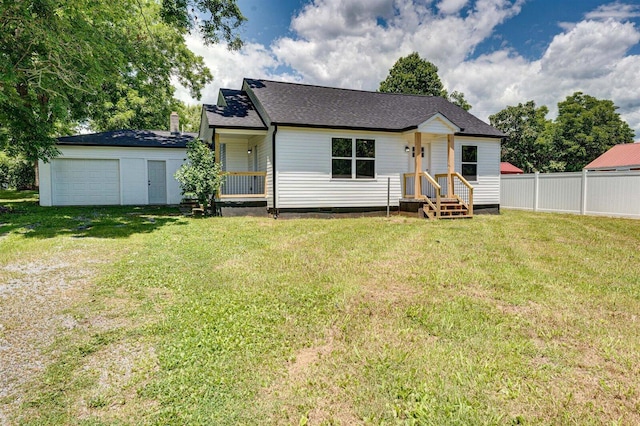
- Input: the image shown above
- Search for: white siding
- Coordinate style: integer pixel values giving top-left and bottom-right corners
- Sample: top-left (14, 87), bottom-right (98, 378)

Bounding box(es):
top-left (418, 117), bottom-right (456, 134)
top-left (39, 145), bottom-right (187, 206)
top-left (425, 136), bottom-right (500, 205)
top-left (455, 137), bottom-right (500, 205)
top-left (222, 138), bottom-right (249, 171)
top-left (251, 133), bottom-right (271, 205)
top-left (275, 127), bottom-right (407, 208)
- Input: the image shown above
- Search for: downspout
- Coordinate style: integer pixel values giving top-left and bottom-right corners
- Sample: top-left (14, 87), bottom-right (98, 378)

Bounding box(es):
top-left (272, 125), bottom-right (278, 218)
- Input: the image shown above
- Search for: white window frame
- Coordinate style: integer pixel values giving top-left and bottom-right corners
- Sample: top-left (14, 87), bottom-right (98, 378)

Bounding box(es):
top-left (331, 137), bottom-right (376, 180)
top-left (461, 145), bottom-right (478, 182)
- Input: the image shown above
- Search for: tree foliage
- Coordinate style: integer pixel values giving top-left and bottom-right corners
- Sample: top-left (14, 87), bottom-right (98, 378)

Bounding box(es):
top-left (174, 140), bottom-right (224, 213)
top-left (490, 93), bottom-right (635, 172)
top-left (0, 0), bottom-right (245, 161)
top-left (552, 92), bottom-right (635, 172)
top-left (379, 52), bottom-right (471, 110)
top-left (489, 101), bottom-right (559, 173)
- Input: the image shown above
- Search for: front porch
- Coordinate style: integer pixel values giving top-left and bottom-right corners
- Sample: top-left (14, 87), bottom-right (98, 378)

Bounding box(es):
top-left (213, 130), bottom-right (269, 215)
top-left (400, 129), bottom-right (474, 219)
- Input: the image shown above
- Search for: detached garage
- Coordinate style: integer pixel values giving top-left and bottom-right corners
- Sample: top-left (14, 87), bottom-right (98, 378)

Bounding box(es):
top-left (39, 128), bottom-right (194, 206)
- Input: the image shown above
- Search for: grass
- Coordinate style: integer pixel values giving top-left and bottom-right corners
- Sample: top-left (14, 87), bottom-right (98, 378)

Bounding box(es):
top-left (1, 190), bottom-right (639, 425)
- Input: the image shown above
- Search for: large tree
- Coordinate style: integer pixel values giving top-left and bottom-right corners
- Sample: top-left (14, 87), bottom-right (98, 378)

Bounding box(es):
top-left (489, 101), bottom-right (560, 173)
top-left (552, 92), bottom-right (635, 171)
top-left (379, 52), bottom-right (471, 110)
top-left (0, 0), bottom-right (245, 161)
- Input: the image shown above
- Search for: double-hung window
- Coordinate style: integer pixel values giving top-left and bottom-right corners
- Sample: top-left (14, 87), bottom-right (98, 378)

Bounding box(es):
top-left (461, 145), bottom-right (478, 181)
top-left (331, 138), bottom-right (375, 179)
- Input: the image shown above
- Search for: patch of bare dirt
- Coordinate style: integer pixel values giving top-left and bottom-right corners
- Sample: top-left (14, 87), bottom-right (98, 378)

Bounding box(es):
top-left (74, 341), bottom-right (160, 422)
top-left (0, 249), bottom-right (169, 424)
top-left (0, 259), bottom-right (94, 421)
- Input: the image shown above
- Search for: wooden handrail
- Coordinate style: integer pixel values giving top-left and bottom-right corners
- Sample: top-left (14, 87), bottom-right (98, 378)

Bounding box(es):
top-left (425, 172), bottom-right (442, 218)
top-left (224, 171), bottom-right (267, 177)
top-left (436, 172), bottom-right (473, 216)
top-left (402, 172), bottom-right (441, 199)
top-left (423, 171), bottom-right (441, 191)
top-left (452, 172), bottom-right (472, 191)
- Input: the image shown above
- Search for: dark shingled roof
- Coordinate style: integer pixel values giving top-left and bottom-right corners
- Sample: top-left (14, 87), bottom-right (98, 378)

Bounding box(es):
top-left (57, 130), bottom-right (196, 148)
top-left (243, 79), bottom-right (504, 137)
top-left (203, 89), bottom-right (267, 130)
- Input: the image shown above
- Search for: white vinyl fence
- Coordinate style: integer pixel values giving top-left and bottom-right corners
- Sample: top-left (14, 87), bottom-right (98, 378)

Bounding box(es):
top-left (501, 171), bottom-right (640, 219)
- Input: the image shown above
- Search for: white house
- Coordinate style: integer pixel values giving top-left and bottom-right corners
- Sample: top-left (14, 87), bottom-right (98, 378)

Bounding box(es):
top-left (199, 79), bottom-right (504, 217)
top-left (40, 79), bottom-right (505, 217)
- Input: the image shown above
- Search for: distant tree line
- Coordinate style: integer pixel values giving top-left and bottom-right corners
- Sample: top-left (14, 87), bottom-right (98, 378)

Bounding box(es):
top-left (379, 53), bottom-right (635, 173)
top-left (490, 94), bottom-right (635, 172)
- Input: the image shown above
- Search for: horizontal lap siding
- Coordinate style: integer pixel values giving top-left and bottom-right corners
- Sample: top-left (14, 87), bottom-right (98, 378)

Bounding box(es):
top-left (455, 137), bottom-right (500, 205)
top-left (253, 132), bottom-right (272, 207)
top-left (223, 139), bottom-right (249, 171)
top-left (431, 137), bottom-right (500, 205)
top-left (276, 128), bottom-right (406, 208)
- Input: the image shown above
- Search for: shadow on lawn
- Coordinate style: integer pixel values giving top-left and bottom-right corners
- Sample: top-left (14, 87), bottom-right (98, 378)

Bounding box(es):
top-left (0, 190), bottom-right (186, 239)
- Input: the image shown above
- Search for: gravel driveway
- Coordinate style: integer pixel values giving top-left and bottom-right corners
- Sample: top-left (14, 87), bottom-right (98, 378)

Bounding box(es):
top-left (0, 257), bottom-right (95, 424)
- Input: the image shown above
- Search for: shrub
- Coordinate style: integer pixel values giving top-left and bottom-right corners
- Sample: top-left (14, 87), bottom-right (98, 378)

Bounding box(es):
top-left (0, 152), bottom-right (36, 190)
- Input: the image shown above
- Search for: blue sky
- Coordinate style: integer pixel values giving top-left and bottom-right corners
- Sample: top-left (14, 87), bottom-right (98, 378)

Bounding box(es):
top-left (236, 0), bottom-right (640, 59)
top-left (178, 0), bottom-right (640, 137)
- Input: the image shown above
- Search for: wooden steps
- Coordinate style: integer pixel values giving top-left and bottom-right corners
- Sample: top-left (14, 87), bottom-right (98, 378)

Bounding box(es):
top-left (419, 197), bottom-right (472, 220)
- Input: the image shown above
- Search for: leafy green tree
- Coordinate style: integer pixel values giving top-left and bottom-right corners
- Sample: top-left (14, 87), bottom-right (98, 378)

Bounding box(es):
top-left (175, 104), bottom-right (204, 133)
top-left (0, 0), bottom-right (245, 161)
top-left (489, 101), bottom-right (558, 172)
top-left (175, 140), bottom-right (225, 214)
top-left (552, 92), bottom-right (635, 171)
top-left (379, 52), bottom-right (471, 110)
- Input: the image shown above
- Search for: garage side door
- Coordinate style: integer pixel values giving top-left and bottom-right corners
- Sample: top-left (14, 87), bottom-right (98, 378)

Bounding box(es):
top-left (52, 159), bottom-right (120, 205)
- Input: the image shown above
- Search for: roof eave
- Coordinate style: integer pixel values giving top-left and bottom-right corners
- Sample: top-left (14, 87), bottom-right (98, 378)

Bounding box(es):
top-left (273, 122), bottom-right (417, 133)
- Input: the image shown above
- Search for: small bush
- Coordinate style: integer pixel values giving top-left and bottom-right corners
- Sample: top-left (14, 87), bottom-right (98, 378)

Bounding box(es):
top-left (0, 152), bottom-right (35, 190)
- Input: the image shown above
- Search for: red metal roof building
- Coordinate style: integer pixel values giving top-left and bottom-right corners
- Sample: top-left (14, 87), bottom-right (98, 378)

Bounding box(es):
top-left (584, 143), bottom-right (640, 171)
top-left (500, 162), bottom-right (524, 174)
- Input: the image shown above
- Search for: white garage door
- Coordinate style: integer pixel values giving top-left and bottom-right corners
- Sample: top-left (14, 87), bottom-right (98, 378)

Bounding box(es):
top-left (52, 159), bottom-right (120, 205)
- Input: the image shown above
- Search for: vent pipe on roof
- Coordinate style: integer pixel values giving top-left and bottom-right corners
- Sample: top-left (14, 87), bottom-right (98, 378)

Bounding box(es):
top-left (170, 111), bottom-right (180, 134)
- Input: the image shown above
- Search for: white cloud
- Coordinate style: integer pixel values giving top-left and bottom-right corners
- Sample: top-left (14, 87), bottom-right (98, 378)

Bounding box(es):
top-left (540, 19), bottom-right (640, 79)
top-left (437, 0), bottom-right (469, 15)
top-left (585, 2), bottom-right (640, 20)
top-left (177, 0), bottom-right (640, 138)
top-left (173, 36), bottom-right (297, 105)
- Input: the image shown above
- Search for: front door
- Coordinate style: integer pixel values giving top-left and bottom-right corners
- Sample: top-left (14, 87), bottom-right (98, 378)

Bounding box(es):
top-left (148, 160), bottom-right (167, 204)
top-left (408, 142), bottom-right (430, 174)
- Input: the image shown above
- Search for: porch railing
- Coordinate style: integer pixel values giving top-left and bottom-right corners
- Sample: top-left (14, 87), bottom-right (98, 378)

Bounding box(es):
top-left (219, 172), bottom-right (267, 198)
top-left (436, 172), bottom-right (474, 215)
top-left (402, 172), bottom-right (442, 218)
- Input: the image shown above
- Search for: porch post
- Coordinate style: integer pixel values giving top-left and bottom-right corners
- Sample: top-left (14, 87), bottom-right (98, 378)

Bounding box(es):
top-left (414, 132), bottom-right (422, 198)
top-left (214, 132), bottom-right (221, 167)
top-left (447, 134), bottom-right (455, 197)
top-left (214, 132), bottom-right (221, 199)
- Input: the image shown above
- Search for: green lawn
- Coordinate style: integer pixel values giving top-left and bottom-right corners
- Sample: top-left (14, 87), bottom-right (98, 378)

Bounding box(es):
top-left (1, 190), bottom-right (639, 425)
